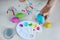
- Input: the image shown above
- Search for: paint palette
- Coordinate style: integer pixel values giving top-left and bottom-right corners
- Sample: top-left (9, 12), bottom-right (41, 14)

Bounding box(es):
top-left (16, 21), bottom-right (42, 40)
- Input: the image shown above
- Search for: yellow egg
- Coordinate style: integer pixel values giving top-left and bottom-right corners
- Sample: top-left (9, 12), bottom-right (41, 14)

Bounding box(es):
top-left (44, 22), bottom-right (52, 28)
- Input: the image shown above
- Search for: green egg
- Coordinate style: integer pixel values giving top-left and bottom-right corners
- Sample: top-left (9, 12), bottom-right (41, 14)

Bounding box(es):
top-left (16, 13), bottom-right (25, 19)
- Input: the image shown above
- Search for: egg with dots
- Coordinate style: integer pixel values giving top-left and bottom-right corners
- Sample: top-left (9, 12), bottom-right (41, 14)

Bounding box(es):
top-left (16, 21), bottom-right (42, 40)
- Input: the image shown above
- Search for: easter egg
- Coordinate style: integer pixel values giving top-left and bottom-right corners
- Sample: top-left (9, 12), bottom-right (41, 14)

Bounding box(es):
top-left (36, 14), bottom-right (45, 24)
top-left (7, 7), bottom-right (17, 16)
top-left (44, 22), bottom-right (52, 28)
top-left (3, 28), bottom-right (15, 39)
top-left (11, 17), bottom-right (20, 23)
top-left (16, 13), bottom-right (25, 19)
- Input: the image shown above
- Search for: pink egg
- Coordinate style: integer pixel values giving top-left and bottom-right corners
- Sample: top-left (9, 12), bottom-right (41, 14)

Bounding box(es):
top-left (11, 17), bottom-right (20, 23)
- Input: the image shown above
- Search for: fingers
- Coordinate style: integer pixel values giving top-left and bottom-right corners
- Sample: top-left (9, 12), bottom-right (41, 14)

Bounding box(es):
top-left (19, 0), bottom-right (26, 2)
top-left (40, 0), bottom-right (57, 20)
top-left (41, 5), bottom-right (51, 16)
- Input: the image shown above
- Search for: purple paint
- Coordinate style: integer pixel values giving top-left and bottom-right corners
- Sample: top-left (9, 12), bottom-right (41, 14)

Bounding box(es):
top-left (19, 24), bottom-right (23, 27)
top-left (21, 10), bottom-right (25, 12)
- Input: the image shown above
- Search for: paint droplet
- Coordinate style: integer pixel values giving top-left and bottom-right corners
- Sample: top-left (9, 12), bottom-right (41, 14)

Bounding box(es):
top-left (36, 27), bottom-right (40, 30)
top-left (29, 2), bottom-right (32, 5)
top-left (24, 22), bottom-right (28, 27)
top-left (29, 23), bottom-right (32, 26)
top-left (32, 24), bottom-right (37, 28)
top-left (29, 10), bottom-right (32, 14)
top-left (19, 24), bottom-right (23, 27)
top-left (29, 6), bottom-right (33, 9)
top-left (22, 10), bottom-right (25, 12)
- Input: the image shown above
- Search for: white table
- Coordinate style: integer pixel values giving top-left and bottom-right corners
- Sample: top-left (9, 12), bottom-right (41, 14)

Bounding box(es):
top-left (0, 0), bottom-right (60, 40)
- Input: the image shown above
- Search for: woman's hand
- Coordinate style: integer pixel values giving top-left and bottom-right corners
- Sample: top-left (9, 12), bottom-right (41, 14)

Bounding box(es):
top-left (41, 0), bottom-right (57, 20)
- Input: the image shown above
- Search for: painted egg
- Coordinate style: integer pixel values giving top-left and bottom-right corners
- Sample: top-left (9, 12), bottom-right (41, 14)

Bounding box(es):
top-left (36, 14), bottom-right (45, 24)
top-left (44, 22), bottom-right (52, 28)
top-left (16, 13), bottom-right (25, 19)
top-left (11, 17), bottom-right (20, 23)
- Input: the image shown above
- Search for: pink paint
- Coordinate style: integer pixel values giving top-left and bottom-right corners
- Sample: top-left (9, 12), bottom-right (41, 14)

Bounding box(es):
top-left (6, 10), bottom-right (8, 14)
top-left (11, 17), bottom-right (20, 23)
top-left (10, 6), bottom-right (14, 9)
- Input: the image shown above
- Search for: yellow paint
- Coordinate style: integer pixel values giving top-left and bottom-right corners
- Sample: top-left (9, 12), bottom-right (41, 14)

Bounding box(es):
top-left (32, 24), bottom-right (37, 29)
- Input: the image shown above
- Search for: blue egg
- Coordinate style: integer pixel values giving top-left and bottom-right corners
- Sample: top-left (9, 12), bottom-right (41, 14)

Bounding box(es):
top-left (3, 28), bottom-right (14, 39)
top-left (36, 14), bottom-right (45, 24)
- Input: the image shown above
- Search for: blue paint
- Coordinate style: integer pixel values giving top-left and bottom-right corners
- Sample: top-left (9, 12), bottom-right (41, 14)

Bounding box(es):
top-left (29, 2), bottom-right (32, 6)
top-left (8, 8), bottom-right (12, 11)
top-left (28, 0), bottom-right (32, 6)
top-left (36, 14), bottom-right (45, 24)
top-left (36, 9), bottom-right (40, 12)
top-left (24, 22), bottom-right (28, 27)
top-left (34, 8), bottom-right (40, 12)
top-left (29, 10), bottom-right (32, 14)
top-left (14, 8), bottom-right (17, 11)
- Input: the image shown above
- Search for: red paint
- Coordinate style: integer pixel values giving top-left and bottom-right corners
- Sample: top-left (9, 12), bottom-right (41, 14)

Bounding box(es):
top-left (12, 9), bottom-right (15, 15)
top-left (7, 10), bottom-right (8, 14)
top-left (26, 9), bottom-right (29, 15)
top-left (30, 6), bottom-right (33, 9)
top-left (36, 27), bottom-right (40, 30)
top-left (26, 9), bottom-right (29, 12)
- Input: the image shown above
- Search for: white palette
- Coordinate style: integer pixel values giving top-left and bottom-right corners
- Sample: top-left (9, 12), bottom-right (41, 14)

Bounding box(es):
top-left (16, 21), bottom-right (42, 40)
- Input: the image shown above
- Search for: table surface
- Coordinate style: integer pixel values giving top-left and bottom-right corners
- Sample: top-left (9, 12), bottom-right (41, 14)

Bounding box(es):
top-left (0, 0), bottom-right (60, 40)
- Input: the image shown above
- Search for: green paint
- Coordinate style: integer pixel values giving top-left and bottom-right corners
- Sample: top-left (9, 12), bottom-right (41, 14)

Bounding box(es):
top-left (29, 23), bottom-right (32, 26)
